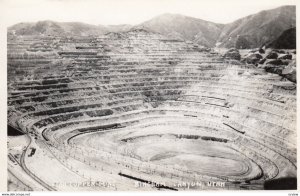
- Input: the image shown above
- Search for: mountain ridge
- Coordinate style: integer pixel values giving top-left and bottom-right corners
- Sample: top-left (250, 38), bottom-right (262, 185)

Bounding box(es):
top-left (8, 5), bottom-right (296, 49)
top-left (133, 13), bottom-right (224, 47)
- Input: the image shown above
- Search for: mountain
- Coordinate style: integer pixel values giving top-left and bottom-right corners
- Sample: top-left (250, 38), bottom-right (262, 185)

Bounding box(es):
top-left (217, 5), bottom-right (296, 48)
top-left (8, 21), bottom-right (109, 36)
top-left (267, 27), bottom-right (296, 49)
top-left (8, 5), bottom-right (296, 49)
top-left (106, 24), bottom-right (133, 32)
top-left (9, 21), bottom-right (134, 37)
top-left (134, 13), bottom-right (224, 47)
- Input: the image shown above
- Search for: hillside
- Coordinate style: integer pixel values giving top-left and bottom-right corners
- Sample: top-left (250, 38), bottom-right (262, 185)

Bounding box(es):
top-left (217, 5), bottom-right (296, 48)
top-left (106, 24), bottom-right (133, 32)
top-left (134, 13), bottom-right (224, 47)
top-left (8, 21), bottom-right (109, 36)
top-left (267, 27), bottom-right (296, 49)
top-left (8, 5), bottom-right (296, 49)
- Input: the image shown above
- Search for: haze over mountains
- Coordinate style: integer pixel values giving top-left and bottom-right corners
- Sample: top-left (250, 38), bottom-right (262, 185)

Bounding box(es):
top-left (8, 5), bottom-right (296, 49)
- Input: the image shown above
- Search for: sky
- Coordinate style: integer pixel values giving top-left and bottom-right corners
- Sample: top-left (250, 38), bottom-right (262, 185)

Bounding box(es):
top-left (0, 0), bottom-right (297, 27)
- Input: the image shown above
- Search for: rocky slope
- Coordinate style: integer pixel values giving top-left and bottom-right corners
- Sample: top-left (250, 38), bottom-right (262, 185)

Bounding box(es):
top-left (237, 48), bottom-right (296, 83)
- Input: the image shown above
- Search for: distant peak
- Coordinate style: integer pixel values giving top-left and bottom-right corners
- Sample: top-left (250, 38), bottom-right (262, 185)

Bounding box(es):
top-left (36, 20), bottom-right (57, 24)
top-left (158, 13), bottom-right (182, 16)
top-left (154, 13), bottom-right (187, 19)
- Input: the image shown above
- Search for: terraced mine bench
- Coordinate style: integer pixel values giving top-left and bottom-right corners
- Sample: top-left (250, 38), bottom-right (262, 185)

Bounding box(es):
top-left (7, 30), bottom-right (296, 191)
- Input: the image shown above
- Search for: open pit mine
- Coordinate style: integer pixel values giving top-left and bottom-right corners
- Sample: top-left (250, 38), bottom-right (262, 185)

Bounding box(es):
top-left (7, 29), bottom-right (296, 191)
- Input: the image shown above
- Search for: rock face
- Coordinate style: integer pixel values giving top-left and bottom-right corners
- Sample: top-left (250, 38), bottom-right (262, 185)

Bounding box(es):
top-left (259, 48), bottom-right (265, 54)
top-left (258, 58), bottom-right (266, 64)
top-left (245, 53), bottom-right (263, 64)
top-left (240, 48), bottom-right (296, 83)
top-left (223, 48), bottom-right (241, 60)
top-left (266, 52), bottom-right (278, 59)
top-left (278, 54), bottom-right (292, 60)
top-left (266, 59), bottom-right (288, 66)
top-left (264, 60), bottom-right (296, 83)
top-left (260, 50), bottom-right (295, 83)
top-left (282, 60), bottom-right (297, 83)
